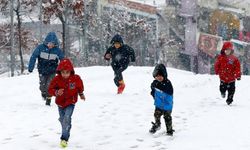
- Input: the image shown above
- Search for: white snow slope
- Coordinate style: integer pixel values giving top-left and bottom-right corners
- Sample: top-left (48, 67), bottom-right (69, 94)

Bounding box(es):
top-left (1, 66), bottom-right (250, 150)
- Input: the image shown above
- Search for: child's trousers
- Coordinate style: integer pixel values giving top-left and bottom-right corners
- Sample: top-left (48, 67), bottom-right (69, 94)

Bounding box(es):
top-left (220, 81), bottom-right (235, 101)
top-left (112, 65), bottom-right (128, 87)
top-left (39, 73), bottom-right (55, 99)
top-left (58, 104), bottom-right (75, 141)
top-left (154, 107), bottom-right (173, 132)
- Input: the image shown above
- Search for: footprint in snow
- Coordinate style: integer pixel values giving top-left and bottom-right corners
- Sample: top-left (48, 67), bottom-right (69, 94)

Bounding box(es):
top-left (30, 134), bottom-right (40, 138)
top-left (130, 145), bottom-right (139, 148)
top-left (136, 138), bottom-right (144, 142)
top-left (152, 141), bottom-right (162, 147)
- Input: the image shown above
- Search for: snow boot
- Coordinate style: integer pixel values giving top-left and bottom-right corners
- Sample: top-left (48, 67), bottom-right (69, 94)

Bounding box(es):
top-left (166, 129), bottom-right (175, 136)
top-left (60, 140), bottom-right (68, 148)
top-left (149, 122), bottom-right (161, 134)
top-left (226, 98), bottom-right (233, 105)
top-left (41, 93), bottom-right (46, 100)
top-left (45, 97), bottom-right (51, 106)
top-left (117, 80), bottom-right (125, 94)
top-left (221, 92), bottom-right (226, 98)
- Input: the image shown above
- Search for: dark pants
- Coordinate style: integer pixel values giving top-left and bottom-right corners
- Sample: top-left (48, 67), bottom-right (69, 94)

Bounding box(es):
top-left (154, 107), bottom-right (173, 132)
top-left (39, 74), bottom-right (55, 99)
top-left (112, 65), bottom-right (128, 87)
top-left (58, 104), bottom-right (75, 141)
top-left (220, 81), bottom-right (235, 102)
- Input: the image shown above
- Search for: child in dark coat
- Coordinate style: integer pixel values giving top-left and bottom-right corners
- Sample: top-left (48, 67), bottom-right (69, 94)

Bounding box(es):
top-left (214, 41), bottom-right (241, 105)
top-left (104, 34), bottom-right (135, 94)
top-left (149, 64), bottom-right (174, 136)
top-left (48, 58), bottom-right (85, 148)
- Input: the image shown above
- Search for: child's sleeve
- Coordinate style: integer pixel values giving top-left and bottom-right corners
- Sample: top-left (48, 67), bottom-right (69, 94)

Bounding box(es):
top-left (150, 80), bottom-right (157, 98)
top-left (166, 80), bottom-right (174, 95)
top-left (28, 46), bottom-right (40, 72)
top-left (104, 47), bottom-right (112, 60)
top-left (76, 75), bottom-right (84, 95)
top-left (234, 58), bottom-right (241, 79)
top-left (57, 48), bottom-right (65, 60)
top-left (214, 56), bottom-right (221, 75)
top-left (48, 77), bottom-right (58, 96)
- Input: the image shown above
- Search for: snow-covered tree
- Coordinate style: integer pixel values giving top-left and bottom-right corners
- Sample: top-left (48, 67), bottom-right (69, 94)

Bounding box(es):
top-left (86, 1), bottom-right (156, 66)
top-left (42, 0), bottom-right (84, 57)
top-left (0, 0), bottom-right (39, 74)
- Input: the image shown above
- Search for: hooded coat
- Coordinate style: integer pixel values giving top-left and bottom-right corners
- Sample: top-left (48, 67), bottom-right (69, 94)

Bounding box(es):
top-left (151, 64), bottom-right (173, 111)
top-left (214, 41), bottom-right (241, 83)
top-left (104, 34), bottom-right (135, 71)
top-left (28, 32), bottom-right (64, 75)
top-left (48, 58), bottom-right (84, 108)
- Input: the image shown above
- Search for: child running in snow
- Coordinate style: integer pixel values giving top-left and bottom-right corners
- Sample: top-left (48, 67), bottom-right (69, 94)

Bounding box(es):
top-left (48, 58), bottom-right (85, 148)
top-left (149, 64), bottom-right (174, 136)
top-left (104, 34), bottom-right (135, 94)
top-left (28, 32), bottom-right (64, 106)
top-left (214, 41), bottom-right (241, 105)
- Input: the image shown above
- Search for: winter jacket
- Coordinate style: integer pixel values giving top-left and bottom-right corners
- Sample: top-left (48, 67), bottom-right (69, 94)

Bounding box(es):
top-left (28, 32), bottom-right (64, 75)
top-left (214, 41), bottom-right (241, 83)
top-left (104, 34), bottom-right (135, 70)
top-left (151, 64), bottom-right (173, 111)
top-left (48, 58), bottom-right (84, 108)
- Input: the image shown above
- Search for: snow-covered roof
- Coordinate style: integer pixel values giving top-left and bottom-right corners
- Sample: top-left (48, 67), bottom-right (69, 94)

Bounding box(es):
top-left (218, 6), bottom-right (245, 15)
top-left (218, 0), bottom-right (250, 16)
top-left (231, 39), bottom-right (249, 46)
top-left (128, 0), bottom-right (166, 7)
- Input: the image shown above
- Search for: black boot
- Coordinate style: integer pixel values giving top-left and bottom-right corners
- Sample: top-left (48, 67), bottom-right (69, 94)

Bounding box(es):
top-left (166, 129), bottom-right (175, 136)
top-left (149, 122), bottom-right (161, 134)
top-left (45, 97), bottom-right (51, 106)
top-left (226, 98), bottom-right (233, 105)
top-left (221, 92), bottom-right (226, 98)
top-left (41, 93), bottom-right (46, 100)
top-left (164, 115), bottom-right (174, 136)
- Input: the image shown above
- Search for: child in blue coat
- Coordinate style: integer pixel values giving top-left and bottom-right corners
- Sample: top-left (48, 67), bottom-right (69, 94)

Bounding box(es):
top-left (28, 32), bottom-right (64, 106)
top-left (149, 64), bottom-right (174, 136)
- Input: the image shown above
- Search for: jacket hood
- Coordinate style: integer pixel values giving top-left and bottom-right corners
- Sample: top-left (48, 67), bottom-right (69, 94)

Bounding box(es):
top-left (56, 58), bottom-right (75, 74)
top-left (153, 64), bottom-right (168, 79)
top-left (221, 41), bottom-right (234, 55)
top-left (43, 32), bottom-right (60, 47)
top-left (110, 34), bottom-right (124, 45)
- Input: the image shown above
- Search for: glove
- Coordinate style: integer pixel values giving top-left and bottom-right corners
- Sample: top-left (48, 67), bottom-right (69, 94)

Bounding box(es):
top-left (237, 78), bottom-right (241, 81)
top-left (104, 54), bottom-right (111, 60)
top-left (28, 69), bottom-right (32, 73)
top-left (79, 93), bottom-right (86, 100)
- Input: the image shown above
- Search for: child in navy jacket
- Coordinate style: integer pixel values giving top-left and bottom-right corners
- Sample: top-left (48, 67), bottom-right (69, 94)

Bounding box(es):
top-left (149, 64), bottom-right (174, 136)
top-left (104, 34), bottom-right (135, 94)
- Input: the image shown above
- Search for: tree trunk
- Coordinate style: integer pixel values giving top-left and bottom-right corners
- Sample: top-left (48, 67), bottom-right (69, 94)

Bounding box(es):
top-left (15, 1), bottom-right (24, 74)
top-left (82, 1), bottom-right (88, 66)
top-left (62, 21), bottom-right (66, 55)
top-left (10, 0), bottom-right (15, 77)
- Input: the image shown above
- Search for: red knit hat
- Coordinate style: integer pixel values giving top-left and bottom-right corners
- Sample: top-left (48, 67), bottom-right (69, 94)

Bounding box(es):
top-left (56, 58), bottom-right (75, 74)
top-left (221, 41), bottom-right (233, 51)
top-left (221, 41), bottom-right (233, 54)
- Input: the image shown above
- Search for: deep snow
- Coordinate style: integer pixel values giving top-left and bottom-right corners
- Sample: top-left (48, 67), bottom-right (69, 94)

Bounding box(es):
top-left (1, 66), bottom-right (250, 150)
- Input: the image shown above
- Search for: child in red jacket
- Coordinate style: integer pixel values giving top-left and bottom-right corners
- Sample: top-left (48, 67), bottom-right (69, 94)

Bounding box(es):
top-left (48, 58), bottom-right (85, 148)
top-left (214, 41), bottom-right (241, 105)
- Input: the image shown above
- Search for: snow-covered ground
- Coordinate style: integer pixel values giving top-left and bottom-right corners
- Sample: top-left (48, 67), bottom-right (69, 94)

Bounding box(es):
top-left (1, 66), bottom-right (250, 150)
